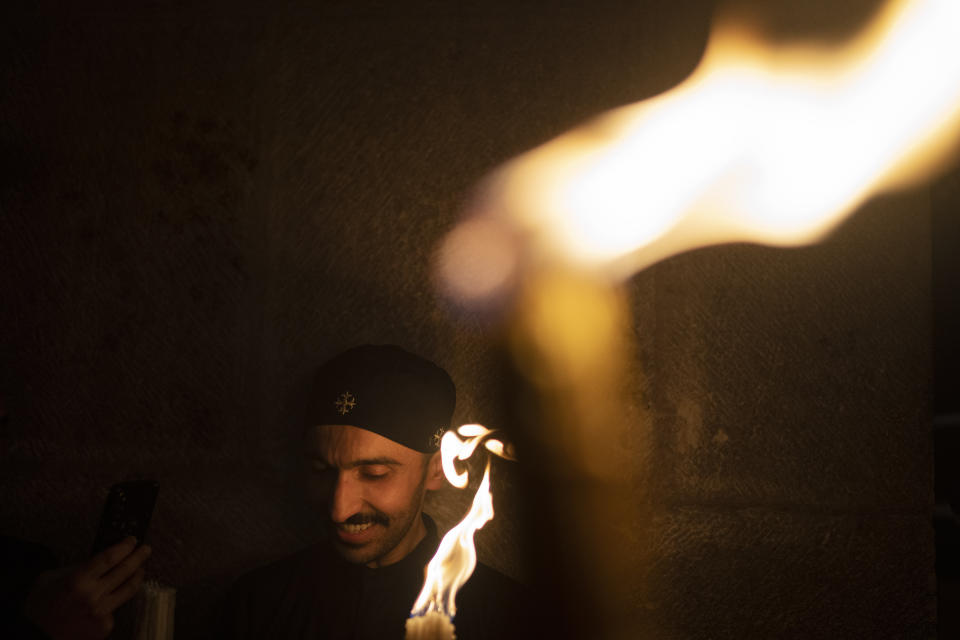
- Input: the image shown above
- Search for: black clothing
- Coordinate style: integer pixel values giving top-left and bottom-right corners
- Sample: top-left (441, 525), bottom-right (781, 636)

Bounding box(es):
top-left (227, 517), bottom-right (524, 640)
top-left (0, 535), bottom-right (58, 640)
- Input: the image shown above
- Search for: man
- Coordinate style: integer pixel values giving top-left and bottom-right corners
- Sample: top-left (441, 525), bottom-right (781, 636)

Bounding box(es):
top-left (228, 344), bottom-right (523, 639)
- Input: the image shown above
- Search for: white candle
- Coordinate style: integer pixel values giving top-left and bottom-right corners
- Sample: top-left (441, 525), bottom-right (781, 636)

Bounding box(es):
top-left (405, 611), bottom-right (456, 640)
top-left (135, 581), bottom-right (176, 640)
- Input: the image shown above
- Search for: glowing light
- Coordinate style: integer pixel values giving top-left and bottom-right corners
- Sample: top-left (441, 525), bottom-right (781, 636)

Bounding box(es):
top-left (440, 0), bottom-right (960, 295)
top-left (436, 217), bottom-right (521, 306)
top-left (410, 425), bottom-right (513, 623)
top-left (426, 1), bottom-right (960, 633)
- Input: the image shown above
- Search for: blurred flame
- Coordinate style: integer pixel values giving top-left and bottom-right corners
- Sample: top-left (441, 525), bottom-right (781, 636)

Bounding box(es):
top-left (440, 0), bottom-right (960, 297)
top-left (411, 424), bottom-right (513, 620)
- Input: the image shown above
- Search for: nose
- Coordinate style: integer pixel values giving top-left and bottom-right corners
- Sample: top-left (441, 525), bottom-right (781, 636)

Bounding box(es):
top-left (329, 471), bottom-right (363, 523)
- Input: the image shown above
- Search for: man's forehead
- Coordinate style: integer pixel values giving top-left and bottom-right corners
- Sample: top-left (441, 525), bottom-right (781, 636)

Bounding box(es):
top-left (306, 424), bottom-right (419, 463)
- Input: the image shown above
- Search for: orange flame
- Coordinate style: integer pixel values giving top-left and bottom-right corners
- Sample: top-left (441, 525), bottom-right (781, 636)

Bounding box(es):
top-left (439, 0), bottom-right (960, 300)
top-left (410, 425), bottom-right (513, 620)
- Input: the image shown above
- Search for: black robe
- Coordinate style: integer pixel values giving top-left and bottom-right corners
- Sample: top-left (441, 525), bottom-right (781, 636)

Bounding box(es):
top-left (226, 517), bottom-right (526, 640)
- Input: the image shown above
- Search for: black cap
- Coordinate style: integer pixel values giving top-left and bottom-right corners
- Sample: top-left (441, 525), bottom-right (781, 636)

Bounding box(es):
top-left (307, 344), bottom-right (456, 453)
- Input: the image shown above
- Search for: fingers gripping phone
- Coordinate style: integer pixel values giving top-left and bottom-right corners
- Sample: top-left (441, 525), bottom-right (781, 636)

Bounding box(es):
top-left (92, 480), bottom-right (159, 555)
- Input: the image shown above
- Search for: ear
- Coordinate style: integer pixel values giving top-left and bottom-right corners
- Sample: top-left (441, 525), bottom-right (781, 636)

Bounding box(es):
top-left (424, 452), bottom-right (445, 491)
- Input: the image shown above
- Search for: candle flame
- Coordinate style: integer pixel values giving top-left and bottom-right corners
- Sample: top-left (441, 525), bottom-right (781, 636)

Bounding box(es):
top-left (411, 424), bottom-right (513, 619)
top-left (439, 0), bottom-right (960, 301)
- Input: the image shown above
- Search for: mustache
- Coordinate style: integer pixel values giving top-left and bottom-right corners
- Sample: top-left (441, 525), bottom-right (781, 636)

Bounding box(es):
top-left (338, 512), bottom-right (390, 527)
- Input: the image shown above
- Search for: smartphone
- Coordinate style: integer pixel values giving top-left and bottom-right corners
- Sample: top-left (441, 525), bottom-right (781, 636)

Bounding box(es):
top-left (91, 480), bottom-right (159, 555)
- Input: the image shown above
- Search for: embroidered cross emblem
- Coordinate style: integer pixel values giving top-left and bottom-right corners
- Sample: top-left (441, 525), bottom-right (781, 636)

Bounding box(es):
top-left (334, 391), bottom-right (356, 415)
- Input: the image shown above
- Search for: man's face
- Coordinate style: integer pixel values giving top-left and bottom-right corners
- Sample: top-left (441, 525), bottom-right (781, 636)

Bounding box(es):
top-left (305, 424), bottom-right (442, 568)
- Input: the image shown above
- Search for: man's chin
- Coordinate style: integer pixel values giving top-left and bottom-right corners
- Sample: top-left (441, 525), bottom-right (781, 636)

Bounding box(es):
top-left (332, 538), bottom-right (382, 565)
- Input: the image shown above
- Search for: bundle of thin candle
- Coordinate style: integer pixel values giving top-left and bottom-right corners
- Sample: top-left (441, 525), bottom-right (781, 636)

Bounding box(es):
top-left (135, 581), bottom-right (176, 640)
top-left (427, 0), bottom-right (960, 637)
top-left (405, 425), bottom-right (515, 640)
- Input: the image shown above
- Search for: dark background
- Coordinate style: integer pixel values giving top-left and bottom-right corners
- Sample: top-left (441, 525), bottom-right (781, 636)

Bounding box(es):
top-left (1, 0), bottom-right (955, 638)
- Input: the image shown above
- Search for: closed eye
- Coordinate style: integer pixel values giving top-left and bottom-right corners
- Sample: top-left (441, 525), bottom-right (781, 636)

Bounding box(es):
top-left (360, 465), bottom-right (390, 480)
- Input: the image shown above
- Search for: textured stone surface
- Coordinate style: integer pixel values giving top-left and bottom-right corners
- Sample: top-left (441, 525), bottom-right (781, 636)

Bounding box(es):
top-left (0, 0), bottom-right (934, 638)
top-left (636, 508), bottom-right (936, 639)
top-left (638, 194), bottom-right (932, 510)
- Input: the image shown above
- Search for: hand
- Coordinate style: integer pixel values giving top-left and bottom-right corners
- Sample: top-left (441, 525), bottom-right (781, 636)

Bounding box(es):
top-left (22, 537), bottom-right (152, 640)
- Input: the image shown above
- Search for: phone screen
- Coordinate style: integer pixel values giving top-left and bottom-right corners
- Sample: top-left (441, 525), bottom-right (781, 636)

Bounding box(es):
top-left (91, 480), bottom-right (159, 555)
